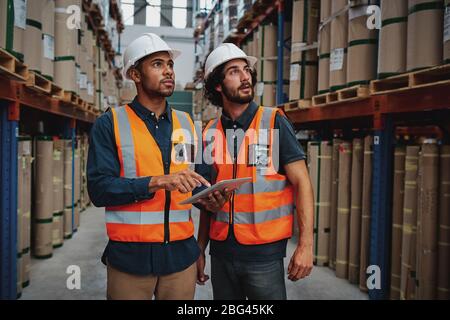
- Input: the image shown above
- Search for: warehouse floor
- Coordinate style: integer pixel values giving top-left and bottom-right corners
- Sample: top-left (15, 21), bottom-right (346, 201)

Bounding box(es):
top-left (20, 206), bottom-right (368, 300)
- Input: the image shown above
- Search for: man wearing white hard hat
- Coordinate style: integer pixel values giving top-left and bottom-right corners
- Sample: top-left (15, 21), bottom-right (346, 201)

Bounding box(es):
top-left (195, 43), bottom-right (314, 300)
top-left (87, 33), bottom-right (210, 300)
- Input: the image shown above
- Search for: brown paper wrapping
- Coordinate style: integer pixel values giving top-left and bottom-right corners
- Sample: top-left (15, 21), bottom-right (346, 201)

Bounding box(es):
top-left (329, 139), bottom-right (342, 270)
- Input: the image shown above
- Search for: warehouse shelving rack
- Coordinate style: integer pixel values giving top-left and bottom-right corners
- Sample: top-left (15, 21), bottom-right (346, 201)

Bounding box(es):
top-left (0, 0), bottom-right (124, 300)
top-left (192, 0), bottom-right (450, 300)
top-left (285, 82), bottom-right (450, 300)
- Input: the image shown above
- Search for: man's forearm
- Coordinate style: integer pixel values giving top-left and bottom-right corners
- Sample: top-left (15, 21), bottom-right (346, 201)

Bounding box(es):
top-left (295, 179), bottom-right (314, 247)
top-left (197, 209), bottom-right (211, 252)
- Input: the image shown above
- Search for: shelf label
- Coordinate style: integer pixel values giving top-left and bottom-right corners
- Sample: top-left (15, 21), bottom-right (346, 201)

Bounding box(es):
top-left (290, 64), bottom-right (300, 81)
top-left (330, 48), bottom-right (344, 71)
top-left (43, 34), bottom-right (55, 61)
top-left (445, 7), bottom-right (450, 43)
top-left (80, 73), bottom-right (87, 89)
top-left (14, 0), bottom-right (27, 29)
top-left (256, 82), bottom-right (264, 97)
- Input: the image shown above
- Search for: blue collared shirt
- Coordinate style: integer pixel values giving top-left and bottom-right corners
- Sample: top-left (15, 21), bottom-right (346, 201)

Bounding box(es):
top-left (87, 97), bottom-right (200, 275)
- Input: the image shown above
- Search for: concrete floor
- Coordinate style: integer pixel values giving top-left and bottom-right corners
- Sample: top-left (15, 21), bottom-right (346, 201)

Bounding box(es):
top-left (20, 205), bottom-right (368, 300)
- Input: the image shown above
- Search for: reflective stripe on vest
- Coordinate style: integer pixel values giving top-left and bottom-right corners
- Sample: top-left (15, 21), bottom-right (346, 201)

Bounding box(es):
top-left (115, 106), bottom-right (137, 178)
top-left (106, 210), bottom-right (191, 225)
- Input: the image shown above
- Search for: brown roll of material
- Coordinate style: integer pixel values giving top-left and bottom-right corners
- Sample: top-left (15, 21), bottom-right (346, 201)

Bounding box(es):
top-left (444, 1), bottom-right (450, 63)
top-left (308, 142), bottom-right (320, 264)
top-left (258, 24), bottom-right (277, 58)
top-left (378, 0), bottom-right (408, 79)
top-left (64, 208), bottom-right (73, 239)
top-left (400, 145), bottom-right (420, 300)
top-left (74, 147), bottom-right (81, 203)
top-left (21, 139), bottom-right (32, 288)
top-left (437, 145), bottom-right (450, 299)
top-left (289, 50), bottom-right (319, 100)
top-left (74, 203), bottom-right (80, 231)
top-left (347, 8), bottom-right (378, 86)
top-left (348, 138), bottom-right (363, 284)
top-left (330, 2), bottom-right (348, 91)
top-left (390, 146), bottom-right (407, 299)
top-left (321, 0), bottom-right (332, 21)
top-left (1, 0), bottom-right (26, 61)
top-left (336, 141), bottom-right (352, 279)
top-left (407, 0), bottom-right (444, 71)
top-left (318, 21), bottom-right (331, 94)
top-left (317, 141), bottom-right (332, 266)
top-left (53, 139), bottom-right (64, 215)
top-left (292, 0), bottom-right (320, 47)
top-left (64, 139), bottom-right (73, 208)
top-left (359, 136), bottom-right (373, 292)
top-left (23, 0), bottom-right (43, 72)
top-left (54, 1), bottom-right (78, 92)
top-left (33, 138), bottom-right (54, 259)
top-left (17, 146), bottom-right (24, 298)
top-left (416, 143), bottom-right (439, 300)
top-left (52, 212), bottom-right (63, 248)
top-left (41, 0), bottom-right (55, 80)
top-left (318, 36), bottom-right (331, 94)
top-left (261, 59), bottom-right (277, 83)
top-left (329, 139), bottom-right (342, 270)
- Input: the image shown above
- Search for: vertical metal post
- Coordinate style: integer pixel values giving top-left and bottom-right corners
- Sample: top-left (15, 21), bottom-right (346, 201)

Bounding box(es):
top-left (369, 106), bottom-right (394, 300)
top-left (0, 100), bottom-right (19, 299)
top-left (276, 1), bottom-right (285, 105)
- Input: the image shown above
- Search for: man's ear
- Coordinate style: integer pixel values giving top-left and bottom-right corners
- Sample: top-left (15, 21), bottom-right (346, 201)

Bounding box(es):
top-left (129, 68), bottom-right (141, 83)
top-left (215, 83), bottom-right (222, 93)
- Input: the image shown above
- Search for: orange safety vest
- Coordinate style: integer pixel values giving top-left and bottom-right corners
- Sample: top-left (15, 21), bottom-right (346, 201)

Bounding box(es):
top-left (106, 105), bottom-right (197, 243)
top-left (203, 106), bottom-right (294, 245)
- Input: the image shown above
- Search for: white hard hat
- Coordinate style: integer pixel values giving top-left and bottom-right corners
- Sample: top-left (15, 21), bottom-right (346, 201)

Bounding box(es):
top-left (122, 33), bottom-right (181, 79)
top-left (204, 43), bottom-right (257, 80)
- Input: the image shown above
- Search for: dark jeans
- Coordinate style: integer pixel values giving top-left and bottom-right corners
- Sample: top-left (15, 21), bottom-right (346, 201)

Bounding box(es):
top-left (211, 255), bottom-right (287, 300)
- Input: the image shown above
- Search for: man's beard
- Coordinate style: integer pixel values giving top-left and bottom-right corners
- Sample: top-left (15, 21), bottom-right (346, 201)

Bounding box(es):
top-left (222, 82), bottom-right (254, 104)
top-left (142, 81), bottom-right (174, 98)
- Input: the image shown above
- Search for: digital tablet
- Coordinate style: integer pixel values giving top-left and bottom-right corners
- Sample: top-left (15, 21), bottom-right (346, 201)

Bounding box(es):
top-left (179, 177), bottom-right (252, 205)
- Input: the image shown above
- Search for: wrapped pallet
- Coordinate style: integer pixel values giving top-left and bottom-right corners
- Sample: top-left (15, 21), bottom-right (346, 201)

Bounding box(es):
top-left (318, 0), bottom-right (332, 94)
top-left (407, 0), bottom-right (444, 71)
top-left (21, 138), bottom-right (32, 288)
top-left (347, 5), bottom-right (378, 86)
top-left (437, 145), bottom-right (450, 299)
top-left (336, 141), bottom-right (352, 278)
top-left (329, 138), bottom-right (342, 270)
top-left (390, 145), bottom-right (406, 299)
top-left (54, 0), bottom-right (79, 93)
top-left (400, 145), bottom-right (420, 300)
top-left (445, 0), bottom-right (450, 63)
top-left (378, 0), bottom-right (408, 79)
top-left (23, 0), bottom-right (42, 72)
top-left (33, 137), bottom-right (54, 259)
top-left (359, 136), bottom-right (373, 292)
top-left (52, 139), bottom-right (64, 248)
top-left (330, 0), bottom-right (348, 91)
top-left (41, 0), bottom-right (55, 80)
top-left (416, 142), bottom-right (439, 299)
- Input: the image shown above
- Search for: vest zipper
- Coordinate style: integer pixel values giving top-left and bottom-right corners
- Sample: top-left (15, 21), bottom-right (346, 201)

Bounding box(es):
top-left (230, 134), bottom-right (238, 226)
top-left (164, 190), bottom-right (170, 244)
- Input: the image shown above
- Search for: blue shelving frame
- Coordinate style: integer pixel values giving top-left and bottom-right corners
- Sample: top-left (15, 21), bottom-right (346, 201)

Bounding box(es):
top-left (0, 101), bottom-right (18, 300)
